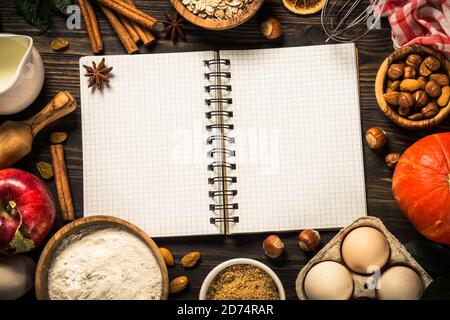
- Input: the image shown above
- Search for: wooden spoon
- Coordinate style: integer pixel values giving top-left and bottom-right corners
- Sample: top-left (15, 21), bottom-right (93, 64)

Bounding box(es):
top-left (0, 91), bottom-right (77, 169)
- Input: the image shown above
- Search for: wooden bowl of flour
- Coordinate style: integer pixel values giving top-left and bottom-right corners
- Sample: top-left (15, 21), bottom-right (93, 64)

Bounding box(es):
top-left (35, 216), bottom-right (169, 300)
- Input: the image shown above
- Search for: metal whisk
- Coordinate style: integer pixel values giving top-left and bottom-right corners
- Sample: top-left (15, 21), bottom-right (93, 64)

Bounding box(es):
top-left (321, 0), bottom-right (387, 43)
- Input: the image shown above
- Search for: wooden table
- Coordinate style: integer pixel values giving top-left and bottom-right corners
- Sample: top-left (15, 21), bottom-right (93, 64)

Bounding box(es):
top-left (1, 0), bottom-right (445, 300)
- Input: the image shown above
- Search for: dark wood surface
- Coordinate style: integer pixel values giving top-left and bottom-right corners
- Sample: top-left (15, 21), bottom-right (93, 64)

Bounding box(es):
top-left (1, 0), bottom-right (446, 300)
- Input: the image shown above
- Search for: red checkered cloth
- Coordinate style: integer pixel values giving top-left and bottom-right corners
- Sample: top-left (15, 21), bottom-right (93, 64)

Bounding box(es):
top-left (375, 0), bottom-right (450, 56)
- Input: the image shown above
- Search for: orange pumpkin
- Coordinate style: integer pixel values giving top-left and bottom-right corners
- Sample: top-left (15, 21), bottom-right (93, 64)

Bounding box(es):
top-left (392, 132), bottom-right (450, 244)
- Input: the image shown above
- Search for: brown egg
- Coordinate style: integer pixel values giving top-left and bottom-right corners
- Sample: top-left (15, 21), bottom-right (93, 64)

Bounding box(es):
top-left (377, 266), bottom-right (423, 300)
top-left (341, 227), bottom-right (390, 274)
top-left (304, 261), bottom-right (354, 300)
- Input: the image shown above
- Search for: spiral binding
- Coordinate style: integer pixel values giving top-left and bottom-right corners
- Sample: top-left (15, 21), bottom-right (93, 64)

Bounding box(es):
top-left (205, 56), bottom-right (238, 229)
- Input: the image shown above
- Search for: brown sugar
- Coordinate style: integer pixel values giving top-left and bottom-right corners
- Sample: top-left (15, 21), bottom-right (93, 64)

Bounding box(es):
top-left (206, 264), bottom-right (280, 300)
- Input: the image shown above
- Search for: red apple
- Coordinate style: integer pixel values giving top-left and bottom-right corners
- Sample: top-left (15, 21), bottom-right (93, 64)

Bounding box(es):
top-left (0, 168), bottom-right (55, 254)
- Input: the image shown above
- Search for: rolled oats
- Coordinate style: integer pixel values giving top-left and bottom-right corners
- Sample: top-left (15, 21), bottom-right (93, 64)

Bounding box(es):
top-left (184, 0), bottom-right (254, 21)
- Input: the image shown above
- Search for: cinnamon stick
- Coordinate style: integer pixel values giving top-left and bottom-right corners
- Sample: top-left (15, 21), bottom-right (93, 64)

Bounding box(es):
top-left (123, 0), bottom-right (155, 46)
top-left (50, 144), bottom-right (75, 222)
top-left (95, 0), bottom-right (157, 29)
top-left (78, 0), bottom-right (103, 54)
top-left (119, 16), bottom-right (140, 43)
top-left (100, 5), bottom-right (139, 54)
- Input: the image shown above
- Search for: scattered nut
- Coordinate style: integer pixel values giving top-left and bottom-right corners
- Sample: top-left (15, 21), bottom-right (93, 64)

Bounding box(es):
top-left (385, 153), bottom-right (400, 169)
top-left (169, 276), bottom-right (189, 294)
top-left (437, 86), bottom-right (450, 107)
top-left (263, 235), bottom-right (284, 258)
top-left (365, 127), bottom-right (387, 149)
top-left (36, 162), bottom-right (54, 180)
top-left (181, 251), bottom-right (201, 268)
top-left (400, 79), bottom-right (422, 92)
top-left (260, 17), bottom-right (282, 40)
top-left (425, 80), bottom-right (442, 98)
top-left (383, 92), bottom-right (400, 106)
top-left (387, 63), bottom-right (404, 80)
top-left (419, 61), bottom-right (432, 76)
top-left (424, 56), bottom-right (441, 71)
top-left (430, 74), bottom-right (449, 87)
top-left (51, 37), bottom-right (69, 52)
top-left (403, 66), bottom-right (416, 79)
top-left (159, 247), bottom-right (175, 267)
top-left (421, 101), bottom-right (439, 119)
top-left (298, 229), bottom-right (321, 252)
top-left (413, 90), bottom-right (429, 108)
top-left (50, 131), bottom-right (68, 144)
top-left (405, 54), bottom-right (422, 69)
top-left (408, 113), bottom-right (423, 121)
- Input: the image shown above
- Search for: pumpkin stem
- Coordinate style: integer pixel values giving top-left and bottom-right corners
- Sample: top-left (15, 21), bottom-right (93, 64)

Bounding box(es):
top-left (448, 174), bottom-right (450, 187)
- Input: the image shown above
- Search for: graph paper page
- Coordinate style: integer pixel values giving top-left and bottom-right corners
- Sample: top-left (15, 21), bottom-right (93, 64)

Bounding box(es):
top-left (80, 51), bottom-right (221, 237)
top-left (221, 43), bottom-right (367, 233)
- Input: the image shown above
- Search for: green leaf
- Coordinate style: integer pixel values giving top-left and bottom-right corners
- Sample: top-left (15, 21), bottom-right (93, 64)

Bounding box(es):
top-left (7, 225), bottom-right (35, 254)
top-left (423, 275), bottom-right (450, 300)
top-left (15, 0), bottom-right (51, 33)
top-left (51, 0), bottom-right (72, 16)
top-left (405, 240), bottom-right (450, 276)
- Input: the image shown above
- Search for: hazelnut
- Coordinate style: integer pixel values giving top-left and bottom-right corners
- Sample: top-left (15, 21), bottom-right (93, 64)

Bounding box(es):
top-left (406, 54), bottom-right (422, 69)
top-left (263, 235), bottom-right (284, 258)
top-left (385, 153), bottom-right (400, 169)
top-left (398, 92), bottom-right (414, 116)
top-left (298, 229), bottom-right (321, 252)
top-left (403, 66), bottom-right (416, 79)
top-left (413, 90), bottom-right (429, 108)
top-left (387, 63), bottom-right (404, 80)
top-left (421, 102), bottom-right (439, 119)
top-left (430, 74), bottom-right (449, 86)
top-left (365, 127), bottom-right (387, 149)
top-left (425, 80), bottom-right (442, 98)
top-left (390, 80), bottom-right (400, 91)
top-left (419, 61), bottom-right (432, 76)
top-left (408, 113), bottom-right (423, 121)
top-left (261, 17), bottom-right (282, 40)
top-left (424, 56), bottom-right (441, 71)
top-left (383, 91), bottom-right (400, 106)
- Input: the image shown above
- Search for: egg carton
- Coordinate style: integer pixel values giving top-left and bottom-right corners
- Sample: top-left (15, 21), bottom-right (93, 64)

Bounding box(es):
top-left (295, 216), bottom-right (432, 300)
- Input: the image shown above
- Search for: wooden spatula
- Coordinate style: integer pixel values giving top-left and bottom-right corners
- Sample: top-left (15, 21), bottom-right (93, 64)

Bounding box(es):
top-left (0, 91), bottom-right (77, 169)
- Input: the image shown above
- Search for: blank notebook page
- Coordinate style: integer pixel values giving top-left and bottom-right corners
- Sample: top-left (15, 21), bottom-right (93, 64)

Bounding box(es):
top-left (222, 43), bottom-right (367, 233)
top-left (80, 51), bottom-right (220, 237)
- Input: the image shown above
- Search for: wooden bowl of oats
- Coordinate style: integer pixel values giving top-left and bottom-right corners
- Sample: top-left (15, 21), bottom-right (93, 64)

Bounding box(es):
top-left (171, 0), bottom-right (264, 30)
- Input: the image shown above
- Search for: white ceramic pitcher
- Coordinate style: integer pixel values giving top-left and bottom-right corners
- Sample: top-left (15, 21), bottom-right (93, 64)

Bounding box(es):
top-left (0, 34), bottom-right (45, 115)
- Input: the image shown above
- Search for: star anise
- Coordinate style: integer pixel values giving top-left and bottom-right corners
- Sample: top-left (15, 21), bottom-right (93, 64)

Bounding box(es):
top-left (83, 58), bottom-right (113, 89)
top-left (162, 13), bottom-right (186, 43)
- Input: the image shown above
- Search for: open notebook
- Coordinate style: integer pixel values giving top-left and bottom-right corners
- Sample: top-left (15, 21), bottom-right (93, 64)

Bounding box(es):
top-left (80, 43), bottom-right (367, 237)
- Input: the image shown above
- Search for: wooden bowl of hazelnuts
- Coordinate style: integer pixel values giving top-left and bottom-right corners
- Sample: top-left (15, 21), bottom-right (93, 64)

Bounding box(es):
top-left (375, 45), bottom-right (450, 129)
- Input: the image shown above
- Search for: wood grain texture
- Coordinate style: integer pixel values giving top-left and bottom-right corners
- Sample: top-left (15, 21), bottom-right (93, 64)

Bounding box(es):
top-left (1, 0), bottom-right (448, 300)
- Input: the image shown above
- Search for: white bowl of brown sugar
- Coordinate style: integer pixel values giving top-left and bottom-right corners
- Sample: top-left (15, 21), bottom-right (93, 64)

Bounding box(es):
top-left (199, 258), bottom-right (286, 300)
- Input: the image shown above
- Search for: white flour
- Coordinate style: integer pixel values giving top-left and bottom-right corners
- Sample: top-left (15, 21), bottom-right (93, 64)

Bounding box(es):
top-left (48, 226), bottom-right (162, 300)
